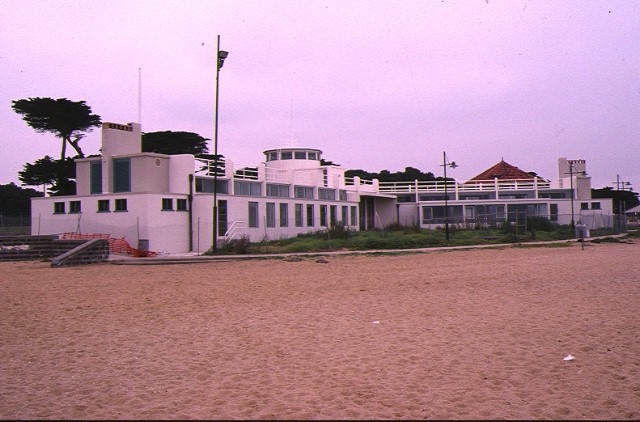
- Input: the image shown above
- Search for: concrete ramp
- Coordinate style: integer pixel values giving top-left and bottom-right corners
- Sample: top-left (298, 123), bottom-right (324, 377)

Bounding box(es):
top-left (51, 238), bottom-right (109, 267)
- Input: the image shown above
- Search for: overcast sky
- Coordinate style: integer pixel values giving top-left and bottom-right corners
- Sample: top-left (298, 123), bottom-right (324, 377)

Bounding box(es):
top-left (1, 0), bottom-right (638, 191)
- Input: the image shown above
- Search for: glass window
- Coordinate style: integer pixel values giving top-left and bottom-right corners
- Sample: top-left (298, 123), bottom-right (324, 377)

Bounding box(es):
top-left (281, 151), bottom-right (293, 160)
top-left (177, 199), bottom-right (188, 211)
top-left (330, 205), bottom-right (337, 225)
top-left (294, 151), bottom-right (306, 159)
top-left (308, 152), bottom-right (317, 160)
top-left (162, 198), bottom-right (173, 211)
top-left (69, 201), bottom-right (81, 214)
top-left (90, 161), bottom-right (102, 194)
top-left (248, 202), bottom-right (259, 228)
top-left (266, 183), bottom-right (290, 198)
top-left (266, 151), bottom-right (278, 161)
top-left (350, 206), bottom-right (357, 227)
top-left (580, 202), bottom-right (589, 210)
top-left (422, 207), bottom-right (433, 223)
top-left (295, 204), bottom-right (303, 227)
top-left (339, 190), bottom-right (347, 201)
top-left (306, 204), bottom-right (314, 227)
top-left (320, 205), bottom-right (328, 227)
top-left (234, 180), bottom-right (261, 196)
top-left (115, 199), bottom-right (127, 212)
top-left (196, 178), bottom-right (228, 194)
top-left (591, 202), bottom-right (601, 210)
top-left (98, 199), bottom-right (110, 212)
top-left (266, 202), bottom-right (276, 228)
top-left (280, 203), bottom-right (289, 227)
top-left (113, 158), bottom-right (131, 193)
top-left (318, 188), bottom-right (335, 200)
top-left (294, 186), bottom-right (314, 199)
top-left (54, 202), bottom-right (65, 214)
top-left (342, 206), bottom-right (348, 225)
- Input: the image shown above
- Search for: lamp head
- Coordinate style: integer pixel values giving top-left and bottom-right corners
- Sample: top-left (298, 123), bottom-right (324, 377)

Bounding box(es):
top-left (449, 162), bottom-right (458, 169)
top-left (218, 50), bottom-right (229, 69)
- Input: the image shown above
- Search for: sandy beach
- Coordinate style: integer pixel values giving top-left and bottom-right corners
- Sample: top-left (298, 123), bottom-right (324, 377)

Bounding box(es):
top-left (1, 241), bottom-right (639, 420)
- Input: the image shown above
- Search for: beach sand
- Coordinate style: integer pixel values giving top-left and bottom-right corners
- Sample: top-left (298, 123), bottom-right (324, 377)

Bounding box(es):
top-left (1, 241), bottom-right (639, 420)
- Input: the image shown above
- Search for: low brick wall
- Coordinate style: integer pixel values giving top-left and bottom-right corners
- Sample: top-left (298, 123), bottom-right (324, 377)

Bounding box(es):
top-left (51, 238), bottom-right (109, 267)
top-left (0, 235), bottom-right (58, 261)
top-left (0, 235), bottom-right (109, 265)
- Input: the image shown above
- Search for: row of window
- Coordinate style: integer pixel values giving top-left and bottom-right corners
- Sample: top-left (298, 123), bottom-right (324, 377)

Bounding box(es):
top-left (247, 202), bottom-right (358, 229)
top-left (90, 159), bottom-right (132, 195)
top-left (54, 198), bottom-right (188, 214)
top-left (196, 179), bottom-right (349, 202)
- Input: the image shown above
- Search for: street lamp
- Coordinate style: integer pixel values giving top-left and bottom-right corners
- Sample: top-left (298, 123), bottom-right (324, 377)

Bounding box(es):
top-left (566, 160), bottom-right (587, 231)
top-left (441, 151), bottom-right (458, 241)
top-left (213, 35), bottom-right (228, 253)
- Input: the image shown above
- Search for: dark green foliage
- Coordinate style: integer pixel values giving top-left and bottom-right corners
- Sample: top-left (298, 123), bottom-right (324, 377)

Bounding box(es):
top-left (142, 131), bottom-right (210, 155)
top-left (526, 216), bottom-right (558, 232)
top-left (327, 222), bottom-right (352, 239)
top-left (212, 236), bottom-right (251, 254)
top-left (345, 166), bottom-right (437, 183)
top-left (0, 183), bottom-right (43, 215)
top-left (18, 156), bottom-right (76, 196)
top-left (592, 187), bottom-right (639, 214)
top-left (11, 97), bottom-right (101, 159)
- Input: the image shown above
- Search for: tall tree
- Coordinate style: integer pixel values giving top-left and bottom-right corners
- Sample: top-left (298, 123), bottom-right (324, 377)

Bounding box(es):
top-left (11, 97), bottom-right (102, 159)
top-left (18, 156), bottom-right (76, 196)
top-left (0, 183), bottom-right (43, 216)
top-left (142, 131), bottom-right (210, 155)
top-left (592, 187), bottom-right (639, 214)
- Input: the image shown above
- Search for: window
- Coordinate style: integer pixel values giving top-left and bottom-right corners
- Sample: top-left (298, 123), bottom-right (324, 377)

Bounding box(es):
top-left (295, 204), bottom-right (303, 227)
top-left (339, 190), bottom-right (347, 201)
top-left (195, 178), bottom-right (228, 194)
top-left (320, 205), bottom-right (328, 227)
top-left (550, 203), bottom-right (558, 222)
top-left (176, 199), bottom-right (188, 211)
top-left (234, 180), bottom-right (261, 196)
top-left (54, 202), bottom-right (65, 214)
top-left (294, 186), bottom-right (314, 199)
top-left (266, 184), bottom-right (290, 198)
top-left (350, 206), bottom-right (357, 227)
top-left (217, 200), bottom-right (228, 235)
top-left (294, 151), bottom-right (306, 159)
top-left (266, 202), bottom-right (276, 228)
top-left (162, 198), bottom-right (173, 211)
top-left (318, 188), bottom-right (335, 200)
top-left (342, 206), bottom-right (348, 226)
top-left (113, 158), bottom-right (131, 193)
top-left (580, 202), bottom-right (589, 210)
top-left (98, 200), bottom-right (110, 212)
top-left (90, 161), bottom-right (102, 194)
top-left (69, 201), bottom-right (81, 214)
top-left (280, 203), bottom-right (289, 227)
top-left (248, 202), bottom-right (259, 228)
top-left (115, 199), bottom-right (127, 212)
top-left (422, 207), bottom-right (433, 223)
top-left (281, 151), bottom-right (293, 159)
top-left (266, 151), bottom-right (278, 161)
top-left (330, 205), bottom-right (337, 225)
top-left (308, 152), bottom-right (317, 160)
top-left (591, 202), bottom-right (601, 210)
top-left (306, 204), bottom-right (314, 227)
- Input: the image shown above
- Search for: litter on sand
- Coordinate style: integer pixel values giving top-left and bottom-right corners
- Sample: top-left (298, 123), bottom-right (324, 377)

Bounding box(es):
top-left (563, 354), bottom-right (575, 361)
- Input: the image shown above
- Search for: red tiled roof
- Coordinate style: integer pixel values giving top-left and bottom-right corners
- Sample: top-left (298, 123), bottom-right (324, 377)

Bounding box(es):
top-left (466, 159), bottom-right (542, 183)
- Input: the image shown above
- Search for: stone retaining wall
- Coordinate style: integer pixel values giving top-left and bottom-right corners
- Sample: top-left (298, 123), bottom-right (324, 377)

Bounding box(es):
top-left (0, 235), bottom-right (109, 265)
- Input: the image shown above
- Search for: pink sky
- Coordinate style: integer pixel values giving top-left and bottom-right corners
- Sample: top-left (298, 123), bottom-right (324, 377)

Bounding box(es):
top-left (1, 0), bottom-right (638, 191)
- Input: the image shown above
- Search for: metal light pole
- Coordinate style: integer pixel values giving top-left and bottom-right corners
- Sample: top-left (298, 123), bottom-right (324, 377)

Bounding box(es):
top-left (441, 151), bottom-right (458, 241)
top-left (213, 35), bottom-right (228, 253)
top-left (566, 160), bottom-right (587, 231)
